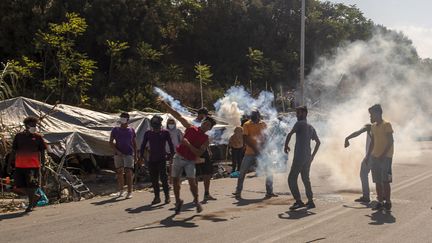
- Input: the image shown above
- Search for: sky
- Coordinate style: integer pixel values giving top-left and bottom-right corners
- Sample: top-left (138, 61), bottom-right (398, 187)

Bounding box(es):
top-left (322, 0), bottom-right (432, 58)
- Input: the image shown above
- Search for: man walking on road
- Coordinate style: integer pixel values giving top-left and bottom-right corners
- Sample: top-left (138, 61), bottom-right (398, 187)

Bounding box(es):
top-left (140, 115), bottom-right (175, 205)
top-left (11, 116), bottom-right (47, 213)
top-left (367, 104), bottom-right (394, 211)
top-left (284, 106), bottom-right (320, 210)
top-left (109, 112), bottom-right (137, 199)
top-left (233, 110), bottom-right (277, 199)
top-left (158, 99), bottom-right (216, 214)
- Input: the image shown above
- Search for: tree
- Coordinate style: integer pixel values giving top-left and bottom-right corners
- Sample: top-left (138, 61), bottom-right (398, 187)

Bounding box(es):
top-left (195, 62), bottom-right (213, 107)
top-left (0, 62), bottom-right (15, 100)
top-left (35, 12), bottom-right (97, 105)
top-left (106, 40), bottom-right (129, 84)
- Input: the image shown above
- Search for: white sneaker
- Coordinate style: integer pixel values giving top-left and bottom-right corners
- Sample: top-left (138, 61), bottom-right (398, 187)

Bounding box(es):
top-left (110, 191), bottom-right (126, 197)
top-left (126, 193), bottom-right (133, 199)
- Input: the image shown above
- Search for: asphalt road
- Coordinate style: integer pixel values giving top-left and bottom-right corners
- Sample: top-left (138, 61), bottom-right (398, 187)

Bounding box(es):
top-left (1, 142), bottom-right (432, 243)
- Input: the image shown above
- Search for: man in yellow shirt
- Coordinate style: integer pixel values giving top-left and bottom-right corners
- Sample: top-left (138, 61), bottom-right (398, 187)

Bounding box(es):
top-left (233, 110), bottom-right (277, 199)
top-left (367, 104), bottom-right (394, 211)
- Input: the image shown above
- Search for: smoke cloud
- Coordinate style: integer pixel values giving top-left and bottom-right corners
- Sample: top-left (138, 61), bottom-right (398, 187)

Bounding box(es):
top-left (155, 29), bottom-right (432, 194)
top-left (306, 30), bottom-right (432, 190)
top-left (154, 87), bottom-right (191, 115)
top-left (213, 86), bottom-right (296, 179)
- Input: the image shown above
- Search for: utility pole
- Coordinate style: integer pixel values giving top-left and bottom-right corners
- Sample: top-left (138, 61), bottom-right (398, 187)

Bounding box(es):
top-left (299, 0), bottom-right (305, 105)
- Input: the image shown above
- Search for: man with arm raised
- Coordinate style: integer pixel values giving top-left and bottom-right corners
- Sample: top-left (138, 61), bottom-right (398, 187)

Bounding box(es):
top-left (158, 98), bottom-right (216, 214)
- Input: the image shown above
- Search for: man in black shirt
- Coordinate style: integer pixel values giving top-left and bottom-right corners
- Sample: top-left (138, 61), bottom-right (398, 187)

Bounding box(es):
top-left (10, 116), bottom-right (47, 213)
top-left (284, 106), bottom-right (321, 210)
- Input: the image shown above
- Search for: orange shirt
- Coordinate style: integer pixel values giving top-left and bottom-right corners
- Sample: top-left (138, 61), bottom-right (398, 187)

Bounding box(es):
top-left (243, 120), bottom-right (266, 155)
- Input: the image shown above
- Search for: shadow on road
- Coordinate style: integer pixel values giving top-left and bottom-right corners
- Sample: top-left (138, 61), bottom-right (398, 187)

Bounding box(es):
top-left (123, 211), bottom-right (228, 232)
top-left (232, 197), bottom-right (266, 207)
top-left (0, 211), bottom-right (28, 221)
top-left (342, 203), bottom-right (370, 209)
top-left (125, 203), bottom-right (166, 213)
top-left (91, 197), bottom-right (123, 206)
top-left (366, 210), bottom-right (396, 225)
top-left (305, 237), bottom-right (326, 243)
top-left (278, 209), bottom-right (316, 220)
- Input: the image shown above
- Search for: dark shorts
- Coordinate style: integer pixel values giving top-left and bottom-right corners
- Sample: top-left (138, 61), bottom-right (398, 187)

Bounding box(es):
top-left (196, 151), bottom-right (213, 176)
top-left (14, 168), bottom-right (40, 188)
top-left (370, 157), bottom-right (392, 183)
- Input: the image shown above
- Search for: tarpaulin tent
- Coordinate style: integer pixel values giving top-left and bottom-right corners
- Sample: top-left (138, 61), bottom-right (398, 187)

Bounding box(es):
top-left (0, 97), bottom-right (230, 158)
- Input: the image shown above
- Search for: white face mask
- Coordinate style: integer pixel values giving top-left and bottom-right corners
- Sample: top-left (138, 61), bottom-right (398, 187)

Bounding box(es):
top-left (119, 118), bottom-right (128, 124)
top-left (168, 124), bottom-right (175, 129)
top-left (28, 127), bottom-right (37, 134)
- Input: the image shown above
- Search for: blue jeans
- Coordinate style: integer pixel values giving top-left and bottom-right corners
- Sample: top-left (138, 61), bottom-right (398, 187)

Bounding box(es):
top-left (235, 155), bottom-right (273, 194)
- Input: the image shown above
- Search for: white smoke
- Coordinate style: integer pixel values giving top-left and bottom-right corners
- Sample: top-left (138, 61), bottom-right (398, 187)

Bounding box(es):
top-left (214, 86), bottom-right (280, 144)
top-left (213, 86), bottom-right (296, 179)
top-left (154, 87), bottom-right (191, 115)
top-left (306, 30), bottom-right (432, 190)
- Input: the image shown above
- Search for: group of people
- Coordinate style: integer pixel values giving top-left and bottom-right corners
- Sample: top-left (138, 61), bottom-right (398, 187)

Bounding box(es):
top-left (9, 98), bottom-right (393, 214)
top-left (230, 106), bottom-right (321, 210)
top-left (109, 99), bottom-right (323, 212)
top-left (109, 99), bottom-right (217, 214)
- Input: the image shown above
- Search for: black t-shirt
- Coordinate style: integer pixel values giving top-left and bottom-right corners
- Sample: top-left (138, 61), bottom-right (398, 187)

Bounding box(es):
top-left (12, 132), bottom-right (47, 168)
top-left (13, 132), bottom-right (46, 152)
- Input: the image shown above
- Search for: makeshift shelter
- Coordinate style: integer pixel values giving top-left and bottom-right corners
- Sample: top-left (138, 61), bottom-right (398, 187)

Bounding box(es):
top-left (0, 97), bottom-right (230, 158)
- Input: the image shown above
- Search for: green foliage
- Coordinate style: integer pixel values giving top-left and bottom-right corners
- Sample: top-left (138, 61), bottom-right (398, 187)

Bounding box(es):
top-left (35, 12), bottom-right (97, 105)
top-left (0, 0), bottom-right (426, 111)
top-left (137, 42), bottom-right (163, 62)
top-left (106, 40), bottom-right (129, 58)
top-left (247, 48), bottom-right (283, 86)
top-left (195, 62), bottom-right (213, 85)
top-left (0, 62), bottom-right (15, 100)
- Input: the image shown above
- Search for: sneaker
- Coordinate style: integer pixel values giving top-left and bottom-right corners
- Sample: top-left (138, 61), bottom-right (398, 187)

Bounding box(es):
top-left (232, 192), bottom-right (241, 200)
top-left (204, 194), bottom-right (217, 201)
top-left (384, 201), bottom-right (392, 211)
top-left (125, 193), bottom-right (133, 199)
top-left (175, 200), bottom-right (184, 214)
top-left (306, 200), bottom-right (316, 209)
top-left (264, 193), bottom-right (279, 199)
top-left (151, 197), bottom-right (161, 205)
top-left (111, 191), bottom-right (126, 197)
top-left (372, 202), bottom-right (384, 211)
top-left (289, 201), bottom-right (306, 210)
top-left (195, 202), bottom-right (203, 213)
top-left (354, 196), bottom-right (371, 203)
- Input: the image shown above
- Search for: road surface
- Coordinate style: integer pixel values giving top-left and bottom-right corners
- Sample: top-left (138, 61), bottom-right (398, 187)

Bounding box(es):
top-left (1, 142), bottom-right (432, 243)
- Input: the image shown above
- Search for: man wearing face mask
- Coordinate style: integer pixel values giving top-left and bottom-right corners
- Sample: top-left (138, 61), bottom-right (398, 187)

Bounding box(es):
top-left (284, 106), bottom-right (321, 210)
top-left (10, 116), bottom-right (47, 213)
top-left (233, 110), bottom-right (276, 199)
top-left (109, 113), bottom-right (137, 199)
top-left (158, 98), bottom-right (216, 214)
top-left (165, 118), bottom-right (183, 184)
top-left (140, 115), bottom-right (174, 205)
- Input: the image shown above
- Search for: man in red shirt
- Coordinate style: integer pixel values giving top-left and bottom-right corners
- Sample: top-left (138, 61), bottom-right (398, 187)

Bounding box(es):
top-left (158, 98), bottom-right (216, 214)
top-left (11, 116), bottom-right (47, 213)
